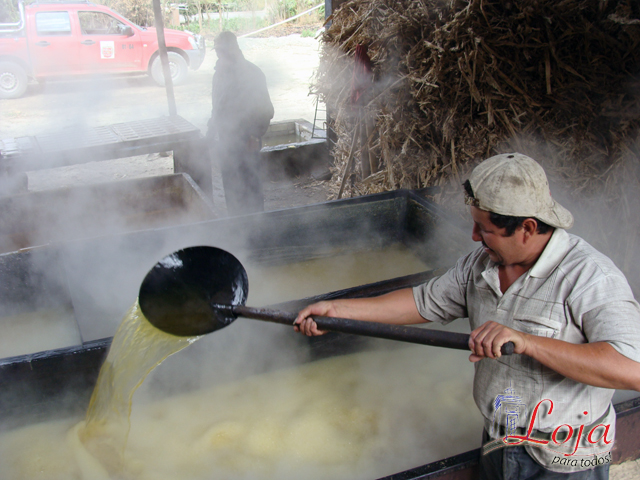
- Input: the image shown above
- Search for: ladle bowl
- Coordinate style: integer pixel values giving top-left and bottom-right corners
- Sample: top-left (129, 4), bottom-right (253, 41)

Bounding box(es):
top-left (138, 246), bottom-right (515, 355)
top-left (139, 246), bottom-right (248, 336)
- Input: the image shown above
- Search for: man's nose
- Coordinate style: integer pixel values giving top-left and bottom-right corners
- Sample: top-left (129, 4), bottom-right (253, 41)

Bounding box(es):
top-left (471, 224), bottom-right (482, 242)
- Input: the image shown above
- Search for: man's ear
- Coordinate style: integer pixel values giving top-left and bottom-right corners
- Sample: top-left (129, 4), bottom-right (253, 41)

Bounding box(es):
top-left (521, 218), bottom-right (538, 241)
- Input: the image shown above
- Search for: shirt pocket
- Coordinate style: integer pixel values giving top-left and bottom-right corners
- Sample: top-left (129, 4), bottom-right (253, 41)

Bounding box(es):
top-left (512, 314), bottom-right (560, 338)
top-left (511, 314), bottom-right (562, 375)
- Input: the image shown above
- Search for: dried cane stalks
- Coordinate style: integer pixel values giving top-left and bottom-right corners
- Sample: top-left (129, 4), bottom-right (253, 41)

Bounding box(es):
top-left (313, 0), bottom-right (640, 291)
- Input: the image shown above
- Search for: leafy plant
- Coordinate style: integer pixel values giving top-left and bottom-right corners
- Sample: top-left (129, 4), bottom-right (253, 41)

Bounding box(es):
top-left (0, 0), bottom-right (19, 23)
top-left (96, 0), bottom-right (157, 27)
top-left (266, 0), bottom-right (323, 24)
top-left (176, 15), bottom-right (266, 35)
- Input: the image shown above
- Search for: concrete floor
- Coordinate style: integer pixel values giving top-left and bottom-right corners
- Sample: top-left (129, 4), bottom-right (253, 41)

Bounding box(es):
top-left (612, 458), bottom-right (640, 479)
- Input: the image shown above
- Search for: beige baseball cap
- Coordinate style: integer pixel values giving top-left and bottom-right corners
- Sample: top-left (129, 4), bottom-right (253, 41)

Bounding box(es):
top-left (467, 153), bottom-right (573, 229)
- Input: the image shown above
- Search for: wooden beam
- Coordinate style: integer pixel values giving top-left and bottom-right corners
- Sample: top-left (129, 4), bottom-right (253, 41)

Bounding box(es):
top-left (152, 0), bottom-right (178, 117)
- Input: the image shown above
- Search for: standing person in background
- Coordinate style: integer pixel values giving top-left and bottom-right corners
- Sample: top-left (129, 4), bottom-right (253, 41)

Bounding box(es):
top-left (206, 31), bottom-right (274, 216)
top-left (295, 152), bottom-right (640, 480)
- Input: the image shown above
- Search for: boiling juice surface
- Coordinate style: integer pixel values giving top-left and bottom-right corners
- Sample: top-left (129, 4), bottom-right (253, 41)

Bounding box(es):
top-left (0, 245), bottom-right (483, 479)
top-left (0, 307), bottom-right (81, 358)
top-left (245, 245), bottom-right (430, 306)
top-left (0, 344), bottom-right (481, 480)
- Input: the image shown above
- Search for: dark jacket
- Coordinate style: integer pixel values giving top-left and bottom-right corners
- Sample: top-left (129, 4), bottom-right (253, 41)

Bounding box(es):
top-left (207, 52), bottom-right (274, 143)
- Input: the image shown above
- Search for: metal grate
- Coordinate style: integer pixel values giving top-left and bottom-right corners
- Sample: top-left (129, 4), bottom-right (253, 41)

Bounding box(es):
top-left (0, 116), bottom-right (202, 173)
top-left (33, 116), bottom-right (199, 153)
top-left (0, 137), bottom-right (37, 159)
top-left (111, 116), bottom-right (196, 141)
top-left (36, 126), bottom-right (120, 153)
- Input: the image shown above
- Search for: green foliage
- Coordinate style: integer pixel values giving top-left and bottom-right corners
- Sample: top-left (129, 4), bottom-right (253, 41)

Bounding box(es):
top-left (219, 16), bottom-right (264, 32)
top-left (81, 0), bottom-right (321, 36)
top-left (182, 0), bottom-right (266, 14)
top-left (0, 0), bottom-right (19, 23)
top-left (96, 0), bottom-right (158, 27)
top-left (270, 0), bottom-right (297, 21)
top-left (224, 0), bottom-right (265, 12)
top-left (176, 15), bottom-right (267, 36)
top-left (0, 0), bottom-right (158, 27)
top-left (267, 0), bottom-right (322, 23)
top-left (174, 22), bottom-right (201, 34)
top-left (300, 28), bottom-right (316, 37)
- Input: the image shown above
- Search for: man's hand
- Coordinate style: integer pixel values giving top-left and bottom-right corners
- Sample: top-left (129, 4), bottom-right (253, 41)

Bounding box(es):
top-left (294, 301), bottom-right (335, 336)
top-left (468, 321), bottom-right (528, 362)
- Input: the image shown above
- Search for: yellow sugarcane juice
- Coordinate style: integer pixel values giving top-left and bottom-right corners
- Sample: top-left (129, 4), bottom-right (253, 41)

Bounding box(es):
top-left (0, 245), bottom-right (484, 479)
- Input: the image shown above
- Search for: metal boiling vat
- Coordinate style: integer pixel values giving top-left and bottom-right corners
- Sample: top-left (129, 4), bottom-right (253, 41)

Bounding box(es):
top-left (1, 189), bottom-right (638, 479)
top-left (0, 173), bottom-right (215, 254)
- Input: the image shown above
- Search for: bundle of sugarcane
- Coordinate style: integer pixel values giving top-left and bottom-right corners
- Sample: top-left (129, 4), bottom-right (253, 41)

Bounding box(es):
top-left (313, 0), bottom-right (640, 291)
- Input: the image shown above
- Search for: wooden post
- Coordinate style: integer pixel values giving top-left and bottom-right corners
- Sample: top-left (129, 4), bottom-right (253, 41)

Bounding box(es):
top-left (359, 108), bottom-right (371, 178)
top-left (337, 121), bottom-right (360, 199)
top-left (152, 0), bottom-right (178, 117)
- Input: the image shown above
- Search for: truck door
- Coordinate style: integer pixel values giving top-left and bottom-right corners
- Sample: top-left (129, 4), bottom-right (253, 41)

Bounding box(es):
top-left (76, 11), bottom-right (141, 73)
top-left (27, 10), bottom-right (79, 76)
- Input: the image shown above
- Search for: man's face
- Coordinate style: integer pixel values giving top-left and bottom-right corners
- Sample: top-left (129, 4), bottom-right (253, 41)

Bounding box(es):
top-left (470, 206), bottom-right (525, 266)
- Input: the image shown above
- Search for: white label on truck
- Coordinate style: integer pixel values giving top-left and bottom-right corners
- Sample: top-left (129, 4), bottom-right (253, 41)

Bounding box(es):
top-left (100, 41), bottom-right (115, 59)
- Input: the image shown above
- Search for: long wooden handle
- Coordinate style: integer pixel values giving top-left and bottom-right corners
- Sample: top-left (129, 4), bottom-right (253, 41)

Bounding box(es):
top-left (232, 305), bottom-right (515, 355)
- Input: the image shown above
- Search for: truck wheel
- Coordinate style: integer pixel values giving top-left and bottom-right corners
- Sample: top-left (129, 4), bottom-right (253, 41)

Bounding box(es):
top-left (0, 62), bottom-right (28, 99)
top-left (150, 52), bottom-right (188, 87)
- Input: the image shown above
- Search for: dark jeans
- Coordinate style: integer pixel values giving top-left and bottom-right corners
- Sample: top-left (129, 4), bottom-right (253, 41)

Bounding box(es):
top-left (479, 430), bottom-right (609, 480)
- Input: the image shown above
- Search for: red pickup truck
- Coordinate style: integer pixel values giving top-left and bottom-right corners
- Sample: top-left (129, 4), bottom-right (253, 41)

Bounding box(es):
top-left (0, 0), bottom-right (206, 99)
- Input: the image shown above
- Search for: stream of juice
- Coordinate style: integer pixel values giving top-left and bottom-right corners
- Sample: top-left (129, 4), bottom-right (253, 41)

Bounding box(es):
top-left (75, 301), bottom-right (199, 477)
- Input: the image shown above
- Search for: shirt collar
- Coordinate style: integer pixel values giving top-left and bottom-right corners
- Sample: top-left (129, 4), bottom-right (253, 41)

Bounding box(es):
top-left (529, 228), bottom-right (570, 278)
top-left (481, 261), bottom-right (502, 297)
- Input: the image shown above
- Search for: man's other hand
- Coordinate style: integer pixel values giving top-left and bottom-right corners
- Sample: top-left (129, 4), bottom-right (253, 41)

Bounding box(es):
top-left (468, 321), bottom-right (527, 362)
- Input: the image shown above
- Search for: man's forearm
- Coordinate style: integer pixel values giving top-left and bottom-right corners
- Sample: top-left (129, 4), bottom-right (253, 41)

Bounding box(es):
top-left (295, 288), bottom-right (429, 336)
top-left (326, 289), bottom-right (428, 325)
top-left (471, 321), bottom-right (640, 391)
top-left (525, 336), bottom-right (640, 391)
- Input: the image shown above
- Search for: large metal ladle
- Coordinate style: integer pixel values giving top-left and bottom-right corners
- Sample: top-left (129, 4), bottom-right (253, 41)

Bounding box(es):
top-left (138, 246), bottom-right (515, 355)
